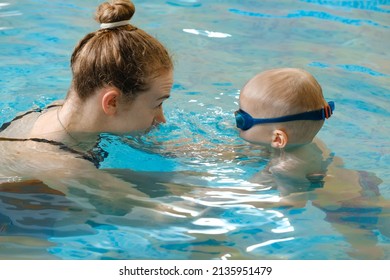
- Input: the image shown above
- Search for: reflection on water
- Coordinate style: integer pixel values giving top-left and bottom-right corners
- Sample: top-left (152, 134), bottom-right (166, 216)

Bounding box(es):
top-left (1, 163), bottom-right (389, 259)
top-left (183, 28), bottom-right (232, 38)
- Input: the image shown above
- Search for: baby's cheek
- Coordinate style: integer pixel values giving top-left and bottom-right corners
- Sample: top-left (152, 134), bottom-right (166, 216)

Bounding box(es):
top-left (239, 130), bottom-right (253, 143)
top-left (241, 128), bottom-right (269, 145)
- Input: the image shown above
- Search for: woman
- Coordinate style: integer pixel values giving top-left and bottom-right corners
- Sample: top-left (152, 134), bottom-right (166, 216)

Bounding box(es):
top-left (0, 0), bottom-right (173, 205)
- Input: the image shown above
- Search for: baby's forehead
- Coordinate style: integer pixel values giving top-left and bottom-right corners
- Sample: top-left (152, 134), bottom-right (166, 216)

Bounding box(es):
top-left (239, 86), bottom-right (267, 112)
top-left (240, 78), bottom-right (268, 99)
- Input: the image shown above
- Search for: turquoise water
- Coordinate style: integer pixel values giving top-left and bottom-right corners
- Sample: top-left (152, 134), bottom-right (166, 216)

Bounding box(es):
top-left (0, 0), bottom-right (389, 259)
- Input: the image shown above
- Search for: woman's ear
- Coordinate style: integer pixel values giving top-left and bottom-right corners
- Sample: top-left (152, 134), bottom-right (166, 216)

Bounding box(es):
top-left (271, 129), bottom-right (288, 148)
top-left (101, 89), bottom-right (121, 116)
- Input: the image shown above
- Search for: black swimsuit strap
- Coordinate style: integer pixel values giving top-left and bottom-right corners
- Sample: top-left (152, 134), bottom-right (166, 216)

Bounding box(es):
top-left (0, 104), bottom-right (62, 132)
top-left (0, 136), bottom-right (101, 168)
top-left (0, 104), bottom-right (108, 168)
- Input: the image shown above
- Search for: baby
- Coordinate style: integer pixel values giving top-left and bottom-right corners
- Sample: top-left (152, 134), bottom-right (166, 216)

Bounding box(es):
top-left (235, 68), bottom-right (390, 259)
top-left (235, 67), bottom-right (335, 192)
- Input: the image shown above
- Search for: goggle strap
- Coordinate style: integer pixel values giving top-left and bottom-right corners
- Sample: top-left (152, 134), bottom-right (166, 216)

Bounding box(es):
top-left (322, 101), bottom-right (335, 119)
top-left (235, 101), bottom-right (335, 130)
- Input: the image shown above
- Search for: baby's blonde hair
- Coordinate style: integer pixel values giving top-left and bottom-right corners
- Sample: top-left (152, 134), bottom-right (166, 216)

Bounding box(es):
top-left (243, 68), bottom-right (327, 144)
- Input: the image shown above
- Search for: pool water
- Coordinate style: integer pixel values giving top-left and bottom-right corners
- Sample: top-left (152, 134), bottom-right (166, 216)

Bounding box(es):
top-left (1, 0), bottom-right (389, 259)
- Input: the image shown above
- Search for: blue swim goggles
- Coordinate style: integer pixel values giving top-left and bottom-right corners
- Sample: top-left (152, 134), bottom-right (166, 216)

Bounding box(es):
top-left (235, 101), bottom-right (335, 131)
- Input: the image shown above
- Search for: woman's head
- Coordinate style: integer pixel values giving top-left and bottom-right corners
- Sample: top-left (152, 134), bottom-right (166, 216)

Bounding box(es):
top-left (239, 68), bottom-right (328, 147)
top-left (70, 0), bottom-right (173, 102)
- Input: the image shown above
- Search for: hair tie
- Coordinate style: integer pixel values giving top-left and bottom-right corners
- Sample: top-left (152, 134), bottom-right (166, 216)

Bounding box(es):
top-left (100, 20), bottom-right (130, 29)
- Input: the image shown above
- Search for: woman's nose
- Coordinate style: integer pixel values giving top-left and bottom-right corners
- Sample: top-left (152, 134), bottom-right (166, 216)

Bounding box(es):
top-left (155, 110), bottom-right (166, 124)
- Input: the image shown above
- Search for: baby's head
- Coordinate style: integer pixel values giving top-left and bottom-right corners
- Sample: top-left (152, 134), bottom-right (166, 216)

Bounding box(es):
top-left (237, 68), bottom-right (333, 148)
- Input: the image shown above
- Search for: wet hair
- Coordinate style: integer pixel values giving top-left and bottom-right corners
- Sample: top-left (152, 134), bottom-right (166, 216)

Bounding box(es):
top-left (242, 68), bottom-right (328, 143)
top-left (70, 0), bottom-right (173, 101)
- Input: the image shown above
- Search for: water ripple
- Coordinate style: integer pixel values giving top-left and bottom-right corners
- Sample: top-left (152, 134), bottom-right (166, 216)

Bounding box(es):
top-left (309, 62), bottom-right (389, 77)
top-left (166, 0), bottom-right (202, 7)
top-left (300, 0), bottom-right (390, 13)
top-left (0, 2), bottom-right (22, 30)
top-left (229, 8), bottom-right (389, 28)
top-left (337, 64), bottom-right (389, 77)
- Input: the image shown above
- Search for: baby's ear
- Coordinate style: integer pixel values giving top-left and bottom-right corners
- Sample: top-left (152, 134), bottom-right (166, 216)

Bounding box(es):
top-left (271, 129), bottom-right (288, 148)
